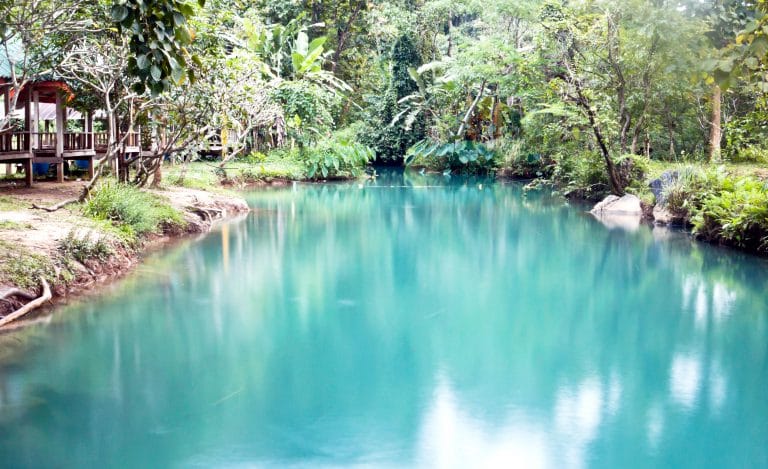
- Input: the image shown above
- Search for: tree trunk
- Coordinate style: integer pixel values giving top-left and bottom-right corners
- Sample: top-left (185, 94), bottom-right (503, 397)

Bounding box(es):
top-left (669, 129), bottom-right (676, 160)
top-left (583, 99), bottom-right (623, 195)
top-left (709, 85), bottom-right (722, 162)
top-left (446, 15), bottom-right (453, 57)
top-left (572, 79), bottom-right (624, 195)
top-left (455, 80), bottom-right (486, 139)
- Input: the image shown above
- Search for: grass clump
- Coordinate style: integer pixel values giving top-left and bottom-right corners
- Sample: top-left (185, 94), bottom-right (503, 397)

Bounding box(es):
top-left (0, 220), bottom-right (33, 230)
top-left (0, 196), bottom-right (22, 211)
top-left (0, 241), bottom-right (60, 290)
top-left (82, 182), bottom-right (185, 240)
top-left (58, 231), bottom-right (113, 264)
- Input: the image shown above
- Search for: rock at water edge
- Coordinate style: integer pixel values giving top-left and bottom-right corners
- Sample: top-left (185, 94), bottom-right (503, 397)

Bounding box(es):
top-left (590, 194), bottom-right (643, 216)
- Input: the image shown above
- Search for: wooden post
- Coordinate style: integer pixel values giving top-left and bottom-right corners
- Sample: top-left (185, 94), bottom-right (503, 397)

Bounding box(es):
top-left (24, 92), bottom-right (30, 151)
top-left (1, 85), bottom-right (7, 120)
top-left (2, 87), bottom-right (8, 161)
top-left (86, 155), bottom-right (94, 180)
top-left (23, 158), bottom-right (32, 187)
top-left (55, 92), bottom-right (65, 182)
top-left (0, 85), bottom-right (8, 117)
top-left (86, 111), bottom-right (93, 149)
top-left (32, 88), bottom-right (40, 149)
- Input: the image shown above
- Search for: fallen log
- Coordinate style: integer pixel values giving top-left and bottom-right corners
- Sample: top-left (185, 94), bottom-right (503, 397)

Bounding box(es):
top-left (0, 277), bottom-right (52, 328)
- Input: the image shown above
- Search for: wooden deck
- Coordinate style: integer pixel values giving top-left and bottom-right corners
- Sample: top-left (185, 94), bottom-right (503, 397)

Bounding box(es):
top-left (1, 131), bottom-right (96, 185)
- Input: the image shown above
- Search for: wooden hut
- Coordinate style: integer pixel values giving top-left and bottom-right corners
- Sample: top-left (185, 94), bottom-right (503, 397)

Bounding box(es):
top-left (1, 42), bottom-right (96, 187)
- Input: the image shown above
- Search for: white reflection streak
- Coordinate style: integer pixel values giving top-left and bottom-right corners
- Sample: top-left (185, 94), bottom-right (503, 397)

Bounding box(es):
top-left (709, 361), bottom-right (727, 414)
top-left (606, 374), bottom-right (622, 416)
top-left (554, 378), bottom-right (604, 469)
top-left (646, 404), bottom-right (664, 450)
top-left (417, 374), bottom-right (550, 469)
top-left (669, 353), bottom-right (702, 410)
top-left (695, 286), bottom-right (708, 329)
top-left (682, 276), bottom-right (696, 310)
top-left (712, 283), bottom-right (737, 323)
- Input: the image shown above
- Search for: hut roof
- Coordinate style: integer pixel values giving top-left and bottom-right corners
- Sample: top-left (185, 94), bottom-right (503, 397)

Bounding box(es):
top-left (0, 38), bottom-right (24, 79)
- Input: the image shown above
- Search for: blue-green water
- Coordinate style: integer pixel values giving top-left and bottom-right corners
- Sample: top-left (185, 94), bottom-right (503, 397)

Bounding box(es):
top-left (1, 171), bottom-right (767, 468)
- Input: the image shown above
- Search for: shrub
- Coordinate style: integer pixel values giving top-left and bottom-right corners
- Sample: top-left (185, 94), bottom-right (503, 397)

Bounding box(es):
top-left (302, 129), bottom-right (375, 179)
top-left (729, 145), bottom-right (768, 164)
top-left (404, 139), bottom-right (496, 174)
top-left (692, 177), bottom-right (768, 253)
top-left (551, 150), bottom-right (609, 200)
top-left (494, 138), bottom-right (550, 178)
top-left (83, 182), bottom-right (185, 239)
top-left (662, 166), bottom-right (725, 218)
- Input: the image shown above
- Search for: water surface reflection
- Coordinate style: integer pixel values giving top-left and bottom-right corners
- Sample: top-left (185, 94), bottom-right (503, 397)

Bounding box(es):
top-left (0, 171), bottom-right (767, 467)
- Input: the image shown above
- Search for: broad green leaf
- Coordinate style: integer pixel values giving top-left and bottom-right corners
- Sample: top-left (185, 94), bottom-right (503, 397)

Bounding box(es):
top-left (110, 5), bottom-right (129, 22)
top-left (173, 12), bottom-right (186, 26)
top-left (150, 64), bottom-right (162, 82)
top-left (308, 36), bottom-right (327, 52)
top-left (301, 46), bottom-right (325, 73)
top-left (136, 54), bottom-right (150, 70)
top-left (291, 51), bottom-right (305, 75)
top-left (171, 64), bottom-right (184, 83)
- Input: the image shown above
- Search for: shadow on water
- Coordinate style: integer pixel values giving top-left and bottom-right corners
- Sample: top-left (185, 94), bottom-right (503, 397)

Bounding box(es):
top-left (1, 170), bottom-right (767, 467)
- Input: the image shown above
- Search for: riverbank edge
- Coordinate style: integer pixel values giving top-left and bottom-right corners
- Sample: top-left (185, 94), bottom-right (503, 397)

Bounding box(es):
top-left (496, 170), bottom-right (768, 257)
top-left (0, 185), bottom-right (250, 330)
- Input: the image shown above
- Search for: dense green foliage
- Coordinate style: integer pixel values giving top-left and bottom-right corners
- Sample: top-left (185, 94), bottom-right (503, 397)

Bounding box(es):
top-left (302, 129), bottom-right (375, 179)
top-left (360, 34), bottom-right (426, 164)
top-left (112, 0), bottom-right (203, 95)
top-left (694, 176), bottom-right (768, 252)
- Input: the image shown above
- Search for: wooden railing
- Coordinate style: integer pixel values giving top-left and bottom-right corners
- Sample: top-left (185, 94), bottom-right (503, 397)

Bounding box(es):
top-left (0, 131), bottom-right (31, 152)
top-left (94, 131), bottom-right (141, 152)
top-left (0, 131), bottom-right (98, 154)
top-left (35, 132), bottom-right (56, 150)
top-left (123, 131), bottom-right (140, 148)
top-left (63, 132), bottom-right (94, 151)
top-left (95, 132), bottom-right (109, 151)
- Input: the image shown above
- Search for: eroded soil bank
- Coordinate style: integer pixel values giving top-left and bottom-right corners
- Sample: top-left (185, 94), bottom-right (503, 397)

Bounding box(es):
top-left (0, 181), bottom-right (249, 328)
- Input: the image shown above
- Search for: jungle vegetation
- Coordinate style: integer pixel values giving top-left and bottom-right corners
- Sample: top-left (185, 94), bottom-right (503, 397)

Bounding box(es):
top-left (2, 0), bottom-right (768, 252)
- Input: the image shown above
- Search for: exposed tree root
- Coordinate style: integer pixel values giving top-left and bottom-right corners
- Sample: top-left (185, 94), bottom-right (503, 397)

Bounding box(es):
top-left (0, 287), bottom-right (38, 302)
top-left (32, 198), bottom-right (80, 212)
top-left (0, 277), bottom-right (52, 328)
top-left (186, 206), bottom-right (224, 223)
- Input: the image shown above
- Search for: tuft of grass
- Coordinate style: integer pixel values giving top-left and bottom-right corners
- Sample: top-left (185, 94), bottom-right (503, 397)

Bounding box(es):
top-left (0, 196), bottom-right (22, 212)
top-left (82, 181), bottom-right (185, 240)
top-left (0, 220), bottom-right (33, 230)
top-left (58, 230), bottom-right (113, 264)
